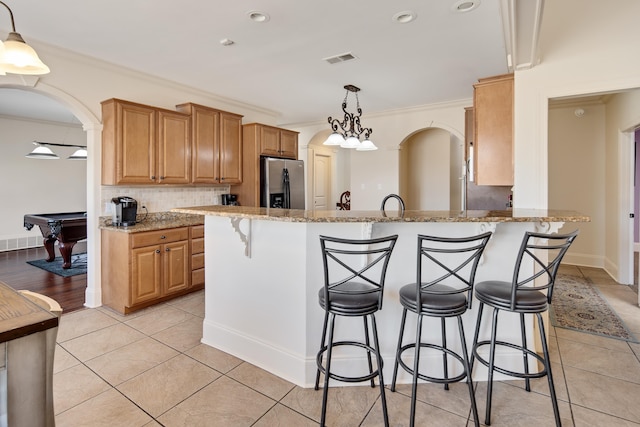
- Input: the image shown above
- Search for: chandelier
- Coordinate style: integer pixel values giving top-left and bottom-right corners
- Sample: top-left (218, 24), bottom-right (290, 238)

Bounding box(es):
top-left (323, 84), bottom-right (377, 151)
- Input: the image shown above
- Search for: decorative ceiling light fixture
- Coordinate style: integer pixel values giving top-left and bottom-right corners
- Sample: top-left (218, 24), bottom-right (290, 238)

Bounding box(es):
top-left (0, 1), bottom-right (50, 75)
top-left (324, 85), bottom-right (377, 151)
top-left (26, 141), bottom-right (87, 160)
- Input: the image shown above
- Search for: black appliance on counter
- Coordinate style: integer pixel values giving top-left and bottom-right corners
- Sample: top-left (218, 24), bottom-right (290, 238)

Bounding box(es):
top-left (221, 194), bottom-right (239, 206)
top-left (111, 196), bottom-right (138, 226)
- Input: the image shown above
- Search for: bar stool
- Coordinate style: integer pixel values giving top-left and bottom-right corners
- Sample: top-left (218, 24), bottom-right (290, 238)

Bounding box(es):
top-left (390, 232), bottom-right (492, 427)
top-left (471, 230), bottom-right (578, 426)
top-left (315, 234), bottom-right (398, 427)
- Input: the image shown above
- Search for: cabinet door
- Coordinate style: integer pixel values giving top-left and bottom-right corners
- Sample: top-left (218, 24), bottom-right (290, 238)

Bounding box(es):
top-left (131, 245), bottom-right (162, 305)
top-left (117, 102), bottom-right (156, 184)
top-left (259, 126), bottom-right (281, 157)
top-left (279, 130), bottom-right (298, 159)
top-left (191, 107), bottom-right (220, 184)
top-left (219, 112), bottom-right (243, 184)
top-left (158, 111), bottom-right (191, 184)
top-left (473, 74), bottom-right (513, 186)
top-left (163, 240), bottom-right (190, 295)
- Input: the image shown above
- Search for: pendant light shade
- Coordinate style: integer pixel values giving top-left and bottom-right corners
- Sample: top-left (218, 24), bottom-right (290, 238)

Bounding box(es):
top-left (67, 148), bottom-right (87, 160)
top-left (0, 1), bottom-right (50, 75)
top-left (323, 131), bottom-right (345, 146)
top-left (26, 145), bottom-right (59, 159)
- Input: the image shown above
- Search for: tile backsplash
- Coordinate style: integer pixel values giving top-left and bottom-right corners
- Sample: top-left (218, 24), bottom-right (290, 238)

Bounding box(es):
top-left (101, 185), bottom-right (229, 215)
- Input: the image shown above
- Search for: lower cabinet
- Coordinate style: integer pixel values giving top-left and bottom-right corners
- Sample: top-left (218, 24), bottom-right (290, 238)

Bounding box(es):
top-left (102, 225), bottom-right (201, 314)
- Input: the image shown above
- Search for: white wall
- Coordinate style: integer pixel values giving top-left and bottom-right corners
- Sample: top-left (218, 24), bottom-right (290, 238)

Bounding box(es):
top-left (548, 101), bottom-right (606, 267)
top-left (0, 116), bottom-right (86, 250)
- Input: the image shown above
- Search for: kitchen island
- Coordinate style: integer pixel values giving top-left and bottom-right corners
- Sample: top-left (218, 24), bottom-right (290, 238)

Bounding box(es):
top-left (172, 206), bottom-right (588, 387)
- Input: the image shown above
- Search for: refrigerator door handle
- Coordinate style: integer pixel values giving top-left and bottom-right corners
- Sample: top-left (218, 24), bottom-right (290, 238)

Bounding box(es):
top-left (283, 168), bottom-right (291, 209)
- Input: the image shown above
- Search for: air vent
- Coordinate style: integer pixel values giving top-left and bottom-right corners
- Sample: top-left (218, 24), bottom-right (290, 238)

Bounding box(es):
top-left (323, 52), bottom-right (358, 65)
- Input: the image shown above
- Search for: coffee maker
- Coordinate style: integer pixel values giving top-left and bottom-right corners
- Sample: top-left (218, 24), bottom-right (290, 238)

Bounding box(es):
top-left (111, 197), bottom-right (138, 226)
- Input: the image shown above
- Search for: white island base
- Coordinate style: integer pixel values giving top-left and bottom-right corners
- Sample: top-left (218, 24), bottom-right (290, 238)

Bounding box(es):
top-left (194, 210), bottom-right (579, 388)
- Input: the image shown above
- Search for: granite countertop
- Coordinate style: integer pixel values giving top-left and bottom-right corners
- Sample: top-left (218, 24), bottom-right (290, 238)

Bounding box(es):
top-left (171, 206), bottom-right (590, 223)
top-left (0, 281), bottom-right (58, 343)
top-left (99, 212), bottom-right (204, 233)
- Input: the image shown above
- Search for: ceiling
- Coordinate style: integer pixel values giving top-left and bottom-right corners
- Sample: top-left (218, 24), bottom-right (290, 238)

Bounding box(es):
top-left (0, 0), bottom-right (535, 126)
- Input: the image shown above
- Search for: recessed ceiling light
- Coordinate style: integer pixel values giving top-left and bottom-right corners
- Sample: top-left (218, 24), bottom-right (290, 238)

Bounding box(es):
top-left (220, 38), bottom-right (235, 46)
top-left (247, 10), bottom-right (270, 23)
top-left (451, 0), bottom-right (481, 13)
top-left (392, 11), bottom-right (417, 24)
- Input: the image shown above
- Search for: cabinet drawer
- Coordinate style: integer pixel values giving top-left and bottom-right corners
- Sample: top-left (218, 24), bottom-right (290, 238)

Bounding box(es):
top-left (191, 237), bottom-right (204, 254)
top-left (192, 253), bottom-right (205, 270)
top-left (192, 268), bottom-right (205, 287)
top-left (191, 225), bottom-right (204, 238)
top-left (131, 227), bottom-right (189, 248)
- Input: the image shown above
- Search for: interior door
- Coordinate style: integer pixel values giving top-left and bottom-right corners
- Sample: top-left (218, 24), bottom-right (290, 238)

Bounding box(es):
top-left (313, 152), bottom-right (331, 210)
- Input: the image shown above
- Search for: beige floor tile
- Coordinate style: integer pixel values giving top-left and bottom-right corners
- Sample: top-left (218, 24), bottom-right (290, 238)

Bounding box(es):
top-left (579, 266), bottom-right (618, 285)
top-left (53, 344), bottom-right (80, 374)
top-left (53, 363), bottom-right (112, 414)
top-left (157, 376), bottom-right (275, 426)
top-left (572, 405), bottom-right (640, 427)
top-left (57, 309), bottom-right (120, 342)
top-left (363, 389), bottom-right (470, 427)
top-left (227, 362), bottom-right (296, 400)
top-left (60, 322), bottom-right (145, 362)
top-left (55, 389), bottom-right (153, 427)
top-left (184, 343), bottom-right (243, 373)
top-left (253, 403), bottom-right (317, 427)
top-left (558, 265), bottom-right (584, 278)
top-left (281, 384), bottom-right (381, 426)
top-left (117, 353), bottom-right (220, 418)
top-left (473, 381), bottom-right (572, 426)
top-left (630, 341), bottom-right (640, 359)
top-left (564, 365), bottom-right (640, 422)
top-left (558, 338), bottom-right (640, 383)
top-left (85, 337), bottom-right (180, 385)
top-left (555, 326), bottom-right (631, 351)
top-left (391, 381), bottom-right (476, 419)
top-left (166, 290), bottom-right (205, 317)
top-left (151, 314), bottom-right (203, 352)
top-left (124, 305), bottom-right (195, 335)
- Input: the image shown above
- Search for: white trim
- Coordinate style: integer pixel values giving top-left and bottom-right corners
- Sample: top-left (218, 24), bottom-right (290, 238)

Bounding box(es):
top-left (618, 130), bottom-right (635, 284)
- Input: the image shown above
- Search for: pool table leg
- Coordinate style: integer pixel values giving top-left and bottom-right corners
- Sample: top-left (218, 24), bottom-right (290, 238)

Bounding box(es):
top-left (58, 242), bottom-right (76, 269)
top-left (43, 237), bottom-right (56, 263)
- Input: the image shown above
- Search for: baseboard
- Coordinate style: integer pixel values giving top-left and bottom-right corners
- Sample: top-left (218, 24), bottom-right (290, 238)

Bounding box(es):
top-left (563, 252), bottom-right (603, 268)
top-left (0, 235), bottom-right (41, 252)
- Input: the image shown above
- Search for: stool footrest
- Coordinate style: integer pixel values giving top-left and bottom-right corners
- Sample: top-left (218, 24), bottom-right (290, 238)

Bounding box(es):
top-left (473, 340), bottom-right (548, 380)
top-left (316, 340), bottom-right (383, 384)
top-left (396, 342), bottom-right (468, 384)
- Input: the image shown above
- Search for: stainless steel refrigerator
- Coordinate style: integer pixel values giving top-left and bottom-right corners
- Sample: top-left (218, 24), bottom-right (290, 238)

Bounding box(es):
top-left (260, 157), bottom-right (305, 209)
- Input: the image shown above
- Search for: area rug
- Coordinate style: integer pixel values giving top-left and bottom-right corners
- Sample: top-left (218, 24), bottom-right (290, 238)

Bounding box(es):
top-left (26, 252), bottom-right (87, 277)
top-left (550, 274), bottom-right (638, 342)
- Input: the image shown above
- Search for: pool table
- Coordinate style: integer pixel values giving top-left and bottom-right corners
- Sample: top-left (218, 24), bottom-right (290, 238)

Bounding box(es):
top-left (24, 212), bottom-right (87, 269)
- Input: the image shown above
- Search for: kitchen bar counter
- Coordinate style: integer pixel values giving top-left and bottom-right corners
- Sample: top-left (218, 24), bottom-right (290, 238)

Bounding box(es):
top-left (173, 205), bottom-right (589, 387)
top-left (172, 205), bottom-right (588, 223)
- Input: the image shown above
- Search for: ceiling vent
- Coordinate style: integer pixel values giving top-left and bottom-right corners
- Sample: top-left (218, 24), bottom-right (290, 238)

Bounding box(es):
top-left (323, 52), bottom-right (358, 65)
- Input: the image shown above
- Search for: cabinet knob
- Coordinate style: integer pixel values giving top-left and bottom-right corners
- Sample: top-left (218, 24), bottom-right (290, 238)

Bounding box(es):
top-left (160, 176), bottom-right (165, 180)
top-left (151, 175), bottom-right (156, 180)
top-left (155, 249), bottom-right (160, 254)
top-left (165, 248), bottom-right (170, 252)
top-left (160, 235), bottom-right (166, 239)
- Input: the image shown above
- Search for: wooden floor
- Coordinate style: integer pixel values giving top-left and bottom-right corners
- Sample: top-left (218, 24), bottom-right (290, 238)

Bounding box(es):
top-left (0, 242), bottom-right (87, 314)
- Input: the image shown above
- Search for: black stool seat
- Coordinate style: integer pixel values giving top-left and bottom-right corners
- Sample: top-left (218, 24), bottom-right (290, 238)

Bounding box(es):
top-left (391, 232), bottom-right (492, 427)
top-left (474, 281), bottom-right (548, 312)
top-left (399, 283), bottom-right (468, 316)
top-left (315, 234), bottom-right (398, 427)
top-left (471, 230), bottom-right (579, 427)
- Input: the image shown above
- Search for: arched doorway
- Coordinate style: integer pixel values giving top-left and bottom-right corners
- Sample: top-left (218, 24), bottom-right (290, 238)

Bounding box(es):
top-left (0, 80), bottom-right (102, 307)
top-left (399, 127), bottom-right (465, 210)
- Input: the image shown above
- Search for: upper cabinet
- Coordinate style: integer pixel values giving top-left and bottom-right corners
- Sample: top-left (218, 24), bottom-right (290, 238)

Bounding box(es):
top-left (473, 73), bottom-right (514, 186)
top-left (176, 103), bottom-right (243, 184)
top-left (102, 98), bottom-right (243, 186)
top-left (249, 123), bottom-right (299, 159)
top-left (102, 99), bottom-right (191, 185)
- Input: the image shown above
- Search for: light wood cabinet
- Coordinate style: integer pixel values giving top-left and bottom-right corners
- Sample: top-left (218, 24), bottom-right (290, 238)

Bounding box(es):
top-left (176, 103), bottom-right (243, 184)
top-left (231, 123), bottom-right (299, 207)
top-left (190, 225), bottom-right (205, 288)
top-left (102, 98), bottom-right (191, 185)
top-left (102, 226), bottom-right (199, 314)
top-left (473, 74), bottom-right (514, 186)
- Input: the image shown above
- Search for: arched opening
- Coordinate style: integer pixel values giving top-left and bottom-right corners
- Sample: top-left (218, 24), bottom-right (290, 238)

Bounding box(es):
top-left (0, 81), bottom-right (102, 308)
top-left (399, 127), bottom-right (465, 210)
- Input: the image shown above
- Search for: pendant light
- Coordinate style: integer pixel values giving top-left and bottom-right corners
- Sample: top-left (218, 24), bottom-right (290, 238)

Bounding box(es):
top-left (324, 85), bottom-right (377, 150)
top-left (0, 1), bottom-right (50, 75)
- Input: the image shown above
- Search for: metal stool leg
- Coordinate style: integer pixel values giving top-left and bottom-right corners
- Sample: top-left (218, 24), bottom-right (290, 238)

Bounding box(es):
top-left (458, 316), bottom-right (479, 427)
top-left (409, 314), bottom-right (424, 427)
top-left (371, 314), bottom-right (390, 427)
top-left (537, 313), bottom-right (562, 427)
top-left (391, 308), bottom-right (408, 392)
top-left (485, 307), bottom-right (499, 426)
top-left (470, 302), bottom-right (485, 370)
top-left (315, 310), bottom-right (330, 390)
top-left (520, 313), bottom-right (531, 392)
top-left (320, 313), bottom-right (336, 427)
top-left (363, 316), bottom-right (376, 388)
top-left (441, 317), bottom-right (449, 390)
